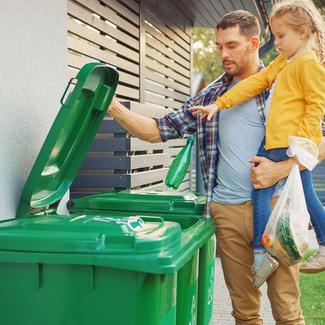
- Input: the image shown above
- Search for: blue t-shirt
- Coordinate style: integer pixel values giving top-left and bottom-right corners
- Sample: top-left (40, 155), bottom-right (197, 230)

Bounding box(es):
top-left (212, 81), bottom-right (277, 204)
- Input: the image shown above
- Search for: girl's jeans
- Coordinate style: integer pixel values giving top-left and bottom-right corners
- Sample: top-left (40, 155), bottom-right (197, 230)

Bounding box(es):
top-left (253, 138), bottom-right (325, 250)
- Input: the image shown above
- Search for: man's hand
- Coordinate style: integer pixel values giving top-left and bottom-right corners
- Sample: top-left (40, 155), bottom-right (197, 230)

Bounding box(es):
top-left (107, 97), bottom-right (120, 115)
top-left (249, 156), bottom-right (294, 189)
top-left (106, 97), bottom-right (162, 143)
top-left (189, 103), bottom-right (218, 121)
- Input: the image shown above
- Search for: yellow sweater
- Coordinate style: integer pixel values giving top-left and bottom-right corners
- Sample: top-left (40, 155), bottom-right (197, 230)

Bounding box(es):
top-left (215, 51), bottom-right (325, 149)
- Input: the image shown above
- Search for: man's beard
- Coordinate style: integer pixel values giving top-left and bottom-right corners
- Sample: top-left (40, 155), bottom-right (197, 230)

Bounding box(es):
top-left (224, 46), bottom-right (250, 77)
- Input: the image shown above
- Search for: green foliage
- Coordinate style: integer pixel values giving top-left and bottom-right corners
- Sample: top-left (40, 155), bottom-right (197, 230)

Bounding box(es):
top-left (193, 27), bottom-right (223, 84)
top-left (261, 47), bottom-right (278, 66)
top-left (300, 272), bottom-right (325, 324)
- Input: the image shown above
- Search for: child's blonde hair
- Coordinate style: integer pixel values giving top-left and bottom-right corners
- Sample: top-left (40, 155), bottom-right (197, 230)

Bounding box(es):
top-left (270, 0), bottom-right (325, 62)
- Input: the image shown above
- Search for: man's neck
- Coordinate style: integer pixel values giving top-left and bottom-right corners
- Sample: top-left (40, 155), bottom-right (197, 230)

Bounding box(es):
top-left (235, 57), bottom-right (260, 81)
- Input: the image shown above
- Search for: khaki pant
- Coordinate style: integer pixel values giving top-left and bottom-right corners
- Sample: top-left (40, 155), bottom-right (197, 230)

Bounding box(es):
top-left (210, 200), bottom-right (304, 325)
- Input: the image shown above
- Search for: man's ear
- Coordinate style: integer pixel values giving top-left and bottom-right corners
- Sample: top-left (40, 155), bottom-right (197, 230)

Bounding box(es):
top-left (250, 36), bottom-right (260, 52)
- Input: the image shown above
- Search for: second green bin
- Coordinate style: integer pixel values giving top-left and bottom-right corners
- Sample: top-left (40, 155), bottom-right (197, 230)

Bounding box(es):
top-left (68, 190), bottom-right (216, 325)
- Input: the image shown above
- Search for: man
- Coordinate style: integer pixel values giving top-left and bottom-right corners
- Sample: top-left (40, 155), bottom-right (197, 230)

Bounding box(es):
top-left (108, 10), bottom-right (325, 324)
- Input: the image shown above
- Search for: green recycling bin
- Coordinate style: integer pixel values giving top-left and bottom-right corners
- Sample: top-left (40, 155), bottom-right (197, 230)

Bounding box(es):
top-left (0, 62), bottom-right (214, 325)
top-left (68, 190), bottom-right (216, 325)
top-left (0, 214), bottom-right (200, 325)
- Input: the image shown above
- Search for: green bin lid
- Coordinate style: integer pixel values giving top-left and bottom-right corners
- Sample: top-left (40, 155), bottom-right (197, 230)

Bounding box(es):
top-left (0, 214), bottom-right (180, 254)
top-left (0, 214), bottom-right (212, 273)
top-left (68, 189), bottom-right (206, 215)
top-left (16, 63), bottom-right (119, 217)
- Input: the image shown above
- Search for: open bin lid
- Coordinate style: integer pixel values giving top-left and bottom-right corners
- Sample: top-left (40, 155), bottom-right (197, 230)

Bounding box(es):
top-left (16, 63), bottom-right (119, 217)
top-left (68, 189), bottom-right (206, 216)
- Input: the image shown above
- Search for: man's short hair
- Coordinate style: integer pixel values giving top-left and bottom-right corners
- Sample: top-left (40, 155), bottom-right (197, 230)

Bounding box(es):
top-left (216, 10), bottom-right (261, 38)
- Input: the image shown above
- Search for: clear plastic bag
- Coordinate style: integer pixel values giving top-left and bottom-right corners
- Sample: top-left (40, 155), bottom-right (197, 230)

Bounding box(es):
top-left (261, 136), bottom-right (318, 265)
top-left (288, 136), bottom-right (319, 171)
top-left (261, 163), bottom-right (310, 265)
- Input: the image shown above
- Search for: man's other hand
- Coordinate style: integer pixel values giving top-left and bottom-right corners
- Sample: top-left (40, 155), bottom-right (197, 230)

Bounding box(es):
top-left (249, 156), bottom-right (294, 189)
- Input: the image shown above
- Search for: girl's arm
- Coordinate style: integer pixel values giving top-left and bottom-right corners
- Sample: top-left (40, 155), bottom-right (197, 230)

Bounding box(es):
top-left (216, 55), bottom-right (285, 110)
top-left (190, 56), bottom-right (286, 120)
top-left (297, 60), bottom-right (325, 140)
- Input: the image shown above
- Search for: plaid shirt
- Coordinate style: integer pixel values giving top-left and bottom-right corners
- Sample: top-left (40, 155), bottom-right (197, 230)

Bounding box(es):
top-left (155, 63), bottom-right (268, 216)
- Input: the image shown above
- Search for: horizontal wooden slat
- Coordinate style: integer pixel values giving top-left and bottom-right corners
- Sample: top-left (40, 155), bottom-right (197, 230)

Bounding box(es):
top-left (80, 153), bottom-right (168, 170)
top-left (90, 137), bottom-right (186, 153)
top-left (143, 7), bottom-right (190, 52)
top-left (116, 84), bottom-right (139, 100)
top-left (146, 45), bottom-right (189, 78)
top-left (145, 68), bottom-right (190, 95)
top-left (131, 168), bottom-right (168, 187)
top-left (68, 18), bottom-right (139, 62)
top-left (73, 174), bottom-right (130, 188)
top-left (123, 101), bottom-right (173, 118)
top-left (131, 137), bottom-right (186, 151)
top-left (145, 93), bottom-right (182, 109)
top-left (130, 138), bottom-right (166, 151)
top-left (143, 179), bottom-right (190, 192)
top-left (118, 0), bottom-right (139, 13)
top-left (144, 20), bottom-right (189, 61)
top-left (90, 138), bottom-right (130, 152)
top-left (67, 35), bottom-right (139, 74)
top-left (146, 35), bottom-right (190, 70)
top-left (145, 81), bottom-right (188, 102)
top-left (68, 53), bottom-right (139, 87)
top-left (75, 0), bottom-right (139, 36)
top-left (150, 1), bottom-right (191, 42)
top-left (100, 0), bottom-right (139, 25)
top-left (81, 156), bottom-right (130, 170)
top-left (99, 119), bottom-right (126, 133)
top-left (166, 147), bottom-right (186, 157)
top-left (68, 1), bottom-right (139, 50)
top-left (150, 0), bottom-right (191, 39)
top-left (131, 153), bottom-right (170, 169)
top-left (145, 58), bottom-right (190, 86)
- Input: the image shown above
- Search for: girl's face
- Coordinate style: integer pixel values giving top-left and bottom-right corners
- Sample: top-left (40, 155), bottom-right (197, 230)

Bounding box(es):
top-left (271, 16), bottom-right (306, 58)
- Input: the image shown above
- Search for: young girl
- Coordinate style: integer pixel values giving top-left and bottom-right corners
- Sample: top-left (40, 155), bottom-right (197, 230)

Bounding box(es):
top-left (191, 0), bottom-right (325, 287)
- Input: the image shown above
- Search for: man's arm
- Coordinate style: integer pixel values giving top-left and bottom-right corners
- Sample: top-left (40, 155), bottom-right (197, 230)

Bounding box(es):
top-left (108, 99), bottom-right (162, 143)
top-left (250, 137), bottom-right (325, 189)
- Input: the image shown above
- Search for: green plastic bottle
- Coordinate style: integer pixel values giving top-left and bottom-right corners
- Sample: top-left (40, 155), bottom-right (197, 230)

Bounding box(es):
top-left (165, 135), bottom-right (195, 189)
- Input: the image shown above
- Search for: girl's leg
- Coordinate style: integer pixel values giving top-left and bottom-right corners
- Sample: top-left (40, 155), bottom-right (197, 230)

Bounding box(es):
top-left (252, 141), bottom-right (288, 251)
top-left (252, 185), bottom-right (280, 288)
top-left (252, 185), bottom-right (277, 251)
top-left (300, 169), bottom-right (325, 273)
top-left (300, 169), bottom-right (325, 245)
top-left (251, 141), bottom-right (289, 286)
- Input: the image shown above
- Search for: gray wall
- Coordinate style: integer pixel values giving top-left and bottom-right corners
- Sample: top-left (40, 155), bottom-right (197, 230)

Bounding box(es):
top-left (0, 0), bottom-right (67, 219)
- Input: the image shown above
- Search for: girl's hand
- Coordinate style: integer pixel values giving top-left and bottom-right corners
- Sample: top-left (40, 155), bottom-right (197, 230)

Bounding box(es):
top-left (190, 103), bottom-right (219, 121)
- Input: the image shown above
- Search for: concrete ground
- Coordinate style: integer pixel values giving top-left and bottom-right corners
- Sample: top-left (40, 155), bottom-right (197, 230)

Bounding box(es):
top-left (212, 257), bottom-right (274, 324)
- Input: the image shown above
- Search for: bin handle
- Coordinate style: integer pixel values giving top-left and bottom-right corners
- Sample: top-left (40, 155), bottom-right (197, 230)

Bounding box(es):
top-left (60, 78), bottom-right (77, 105)
top-left (138, 216), bottom-right (164, 223)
